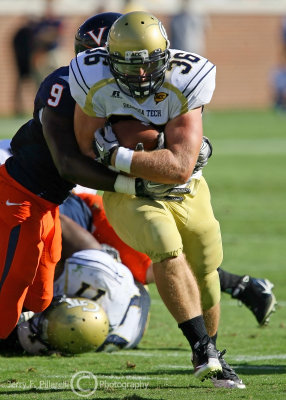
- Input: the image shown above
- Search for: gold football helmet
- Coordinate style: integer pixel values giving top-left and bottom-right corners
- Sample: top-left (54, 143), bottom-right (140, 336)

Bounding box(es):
top-left (107, 11), bottom-right (170, 98)
top-left (41, 297), bottom-right (109, 354)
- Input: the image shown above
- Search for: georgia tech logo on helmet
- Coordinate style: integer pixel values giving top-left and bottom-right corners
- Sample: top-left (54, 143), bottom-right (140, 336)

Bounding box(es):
top-left (63, 297), bottom-right (100, 312)
top-left (154, 92), bottom-right (168, 104)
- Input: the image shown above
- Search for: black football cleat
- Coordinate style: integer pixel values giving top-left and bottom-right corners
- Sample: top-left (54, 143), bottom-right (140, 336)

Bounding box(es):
top-left (192, 339), bottom-right (222, 381)
top-left (232, 275), bottom-right (277, 326)
top-left (211, 349), bottom-right (246, 389)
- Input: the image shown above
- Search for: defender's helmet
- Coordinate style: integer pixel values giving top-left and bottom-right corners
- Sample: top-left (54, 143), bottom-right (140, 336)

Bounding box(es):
top-left (74, 12), bottom-right (122, 54)
top-left (107, 11), bottom-right (170, 98)
top-left (41, 296), bottom-right (109, 354)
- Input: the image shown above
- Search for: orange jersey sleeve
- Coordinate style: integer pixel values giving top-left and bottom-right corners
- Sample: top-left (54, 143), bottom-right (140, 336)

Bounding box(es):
top-left (77, 193), bottom-right (151, 285)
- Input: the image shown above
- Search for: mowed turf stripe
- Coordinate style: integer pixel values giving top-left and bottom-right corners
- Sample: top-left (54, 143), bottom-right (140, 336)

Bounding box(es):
top-left (157, 364), bottom-right (286, 371)
top-left (151, 299), bottom-right (286, 306)
top-left (107, 351), bottom-right (286, 361)
top-left (210, 139), bottom-right (286, 155)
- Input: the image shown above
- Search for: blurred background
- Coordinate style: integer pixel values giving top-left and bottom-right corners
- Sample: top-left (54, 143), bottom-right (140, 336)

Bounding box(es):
top-left (0, 4), bottom-right (285, 391)
top-left (0, 0), bottom-right (286, 115)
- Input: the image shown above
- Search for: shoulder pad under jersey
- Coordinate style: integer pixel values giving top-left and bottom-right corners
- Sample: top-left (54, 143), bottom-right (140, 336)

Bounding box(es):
top-left (69, 48), bottom-right (111, 109)
top-left (165, 49), bottom-right (216, 110)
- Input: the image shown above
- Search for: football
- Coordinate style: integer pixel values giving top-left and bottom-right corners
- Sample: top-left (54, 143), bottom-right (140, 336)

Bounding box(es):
top-left (111, 119), bottom-right (160, 151)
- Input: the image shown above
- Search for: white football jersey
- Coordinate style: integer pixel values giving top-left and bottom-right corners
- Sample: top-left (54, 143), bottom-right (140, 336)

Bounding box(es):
top-left (69, 48), bottom-right (216, 125)
top-left (54, 249), bottom-right (150, 348)
top-left (72, 184), bottom-right (97, 195)
top-left (0, 139), bottom-right (12, 165)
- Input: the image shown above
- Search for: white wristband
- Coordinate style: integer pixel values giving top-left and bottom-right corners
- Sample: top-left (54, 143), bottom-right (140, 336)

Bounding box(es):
top-left (115, 147), bottom-right (134, 174)
top-left (114, 175), bottom-right (136, 195)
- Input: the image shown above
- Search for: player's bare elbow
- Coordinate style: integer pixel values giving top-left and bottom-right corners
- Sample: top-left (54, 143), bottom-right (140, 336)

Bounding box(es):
top-left (173, 163), bottom-right (194, 184)
top-left (176, 170), bottom-right (192, 184)
top-left (159, 164), bottom-right (192, 184)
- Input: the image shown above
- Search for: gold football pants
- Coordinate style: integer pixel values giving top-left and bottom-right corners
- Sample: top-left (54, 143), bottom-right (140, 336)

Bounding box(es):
top-left (103, 177), bottom-right (223, 309)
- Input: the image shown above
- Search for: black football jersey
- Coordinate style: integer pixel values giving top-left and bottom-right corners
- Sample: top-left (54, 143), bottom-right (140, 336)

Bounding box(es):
top-left (6, 66), bottom-right (76, 204)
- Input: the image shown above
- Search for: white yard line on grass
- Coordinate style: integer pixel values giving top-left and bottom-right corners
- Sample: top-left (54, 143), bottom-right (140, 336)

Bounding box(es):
top-left (234, 354), bottom-right (286, 362)
top-left (97, 375), bottom-right (169, 381)
top-left (151, 299), bottom-right (286, 306)
top-left (43, 362), bottom-right (285, 385)
top-left (111, 351), bottom-right (286, 362)
top-left (157, 364), bottom-right (285, 371)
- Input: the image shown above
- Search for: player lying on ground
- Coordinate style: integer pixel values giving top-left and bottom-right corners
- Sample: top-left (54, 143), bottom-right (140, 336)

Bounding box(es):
top-left (1, 213), bottom-right (150, 355)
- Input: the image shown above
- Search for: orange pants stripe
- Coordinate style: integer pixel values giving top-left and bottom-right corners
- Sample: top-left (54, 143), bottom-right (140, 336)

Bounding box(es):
top-left (0, 165), bottom-right (62, 338)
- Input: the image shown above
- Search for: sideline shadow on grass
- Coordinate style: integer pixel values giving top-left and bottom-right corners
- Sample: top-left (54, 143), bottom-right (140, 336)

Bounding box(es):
top-left (92, 363), bottom-right (286, 377)
top-left (0, 388), bottom-right (161, 400)
top-left (136, 347), bottom-right (189, 352)
top-left (235, 364), bottom-right (286, 375)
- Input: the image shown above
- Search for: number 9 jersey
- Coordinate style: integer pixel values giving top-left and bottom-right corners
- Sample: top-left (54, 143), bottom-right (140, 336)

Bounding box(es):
top-left (6, 66), bottom-right (75, 204)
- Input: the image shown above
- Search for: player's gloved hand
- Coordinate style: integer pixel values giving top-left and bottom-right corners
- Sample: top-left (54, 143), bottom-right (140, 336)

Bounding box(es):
top-left (93, 124), bottom-right (119, 166)
top-left (156, 130), bottom-right (165, 149)
top-left (193, 135), bottom-right (213, 174)
top-left (135, 178), bottom-right (190, 202)
top-left (134, 130), bottom-right (165, 152)
top-left (97, 334), bottom-right (128, 353)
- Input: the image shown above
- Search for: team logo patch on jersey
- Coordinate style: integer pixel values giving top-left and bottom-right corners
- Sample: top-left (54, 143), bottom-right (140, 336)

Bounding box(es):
top-left (154, 92), bottom-right (168, 105)
top-left (111, 90), bottom-right (122, 98)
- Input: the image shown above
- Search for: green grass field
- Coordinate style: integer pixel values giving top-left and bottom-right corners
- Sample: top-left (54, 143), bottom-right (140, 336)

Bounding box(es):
top-left (0, 110), bottom-right (285, 399)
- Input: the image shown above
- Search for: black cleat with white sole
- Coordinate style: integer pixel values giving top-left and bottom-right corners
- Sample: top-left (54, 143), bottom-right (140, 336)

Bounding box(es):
top-left (232, 276), bottom-right (277, 326)
top-left (192, 340), bottom-right (222, 381)
top-left (211, 349), bottom-right (246, 389)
